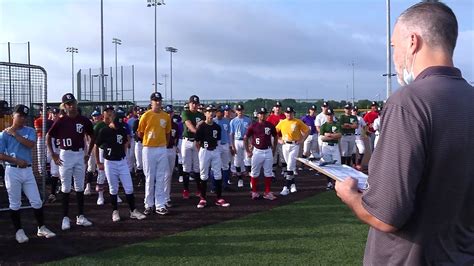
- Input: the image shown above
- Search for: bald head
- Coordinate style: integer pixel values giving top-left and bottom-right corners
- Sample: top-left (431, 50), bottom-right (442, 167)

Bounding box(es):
top-left (396, 2), bottom-right (458, 56)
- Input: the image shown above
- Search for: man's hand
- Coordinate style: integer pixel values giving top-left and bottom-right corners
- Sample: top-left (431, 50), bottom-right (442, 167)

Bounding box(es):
top-left (84, 154), bottom-right (90, 164)
top-left (246, 150), bottom-right (253, 158)
top-left (16, 158), bottom-right (28, 168)
top-left (335, 177), bottom-right (360, 205)
top-left (52, 153), bottom-right (63, 166)
top-left (4, 127), bottom-right (16, 137)
top-left (278, 139), bottom-right (284, 144)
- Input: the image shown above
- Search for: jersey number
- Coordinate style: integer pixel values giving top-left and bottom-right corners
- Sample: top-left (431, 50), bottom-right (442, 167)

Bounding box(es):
top-left (255, 138), bottom-right (260, 145)
top-left (107, 148), bottom-right (112, 156)
top-left (203, 141), bottom-right (208, 148)
top-left (62, 138), bottom-right (72, 147)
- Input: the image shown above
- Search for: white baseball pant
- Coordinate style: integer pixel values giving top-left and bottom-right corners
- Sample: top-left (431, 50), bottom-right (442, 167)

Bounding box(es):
top-left (5, 166), bottom-right (42, 210)
top-left (250, 147), bottom-right (273, 177)
top-left (36, 136), bottom-right (50, 175)
top-left (165, 148), bottom-right (176, 202)
top-left (233, 140), bottom-right (250, 169)
top-left (104, 158), bottom-right (134, 195)
top-left (87, 151), bottom-right (97, 173)
top-left (142, 146), bottom-right (167, 209)
top-left (127, 139), bottom-right (136, 172)
top-left (340, 134), bottom-right (356, 157)
top-left (177, 139), bottom-right (183, 164)
top-left (218, 143), bottom-right (231, 171)
top-left (182, 138), bottom-right (199, 173)
top-left (97, 148), bottom-right (106, 186)
top-left (134, 141), bottom-right (143, 171)
top-left (272, 137), bottom-right (285, 165)
top-left (374, 133), bottom-right (380, 150)
top-left (352, 135), bottom-right (366, 154)
top-left (282, 143), bottom-right (299, 172)
top-left (321, 142), bottom-right (341, 164)
top-left (59, 149), bottom-right (85, 193)
top-left (198, 148), bottom-right (222, 181)
top-left (303, 134), bottom-right (318, 158)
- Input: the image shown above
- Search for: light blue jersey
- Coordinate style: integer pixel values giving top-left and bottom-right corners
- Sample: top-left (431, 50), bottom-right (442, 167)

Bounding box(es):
top-left (214, 117), bottom-right (231, 144)
top-left (230, 116), bottom-right (252, 140)
top-left (0, 126), bottom-right (36, 165)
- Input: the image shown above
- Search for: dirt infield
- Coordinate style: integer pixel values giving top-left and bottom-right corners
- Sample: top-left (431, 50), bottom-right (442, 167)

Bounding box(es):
top-left (0, 168), bottom-right (329, 265)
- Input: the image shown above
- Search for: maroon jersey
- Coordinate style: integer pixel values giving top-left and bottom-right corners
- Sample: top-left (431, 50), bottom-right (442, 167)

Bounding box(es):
top-left (48, 115), bottom-right (94, 151)
top-left (245, 121), bottom-right (276, 149)
top-left (167, 121), bottom-right (179, 149)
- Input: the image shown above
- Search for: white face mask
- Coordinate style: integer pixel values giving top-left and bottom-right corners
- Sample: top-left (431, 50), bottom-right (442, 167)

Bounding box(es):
top-left (398, 43), bottom-right (417, 86)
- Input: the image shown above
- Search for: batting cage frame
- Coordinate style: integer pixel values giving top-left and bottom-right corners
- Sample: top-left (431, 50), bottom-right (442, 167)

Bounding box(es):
top-left (0, 62), bottom-right (48, 211)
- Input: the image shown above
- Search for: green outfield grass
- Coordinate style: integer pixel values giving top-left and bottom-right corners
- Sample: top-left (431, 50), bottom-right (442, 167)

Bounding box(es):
top-left (48, 192), bottom-right (368, 265)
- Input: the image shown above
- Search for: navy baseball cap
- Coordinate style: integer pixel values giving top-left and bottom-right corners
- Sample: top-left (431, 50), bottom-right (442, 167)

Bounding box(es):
top-left (205, 104), bottom-right (217, 112)
top-left (223, 104), bottom-right (231, 111)
top-left (91, 110), bottom-right (101, 117)
top-left (274, 101), bottom-right (282, 107)
top-left (235, 104), bottom-right (244, 111)
top-left (353, 106), bottom-right (359, 112)
top-left (257, 107), bottom-right (268, 114)
top-left (326, 108), bottom-right (335, 116)
top-left (13, 104), bottom-right (29, 116)
top-left (62, 93), bottom-right (76, 104)
top-left (344, 104), bottom-right (352, 109)
top-left (189, 95), bottom-right (200, 104)
top-left (150, 92), bottom-right (163, 101)
top-left (116, 107), bottom-right (125, 117)
top-left (309, 105), bottom-right (316, 110)
top-left (371, 101), bottom-right (379, 107)
top-left (285, 106), bottom-right (295, 113)
top-left (165, 105), bottom-right (174, 113)
top-left (322, 101), bottom-right (329, 107)
top-left (198, 104), bottom-right (205, 110)
top-left (52, 107), bottom-right (60, 114)
top-left (103, 105), bottom-right (114, 112)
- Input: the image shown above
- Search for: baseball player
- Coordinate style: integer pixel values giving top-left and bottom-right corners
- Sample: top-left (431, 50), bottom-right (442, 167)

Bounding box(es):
top-left (47, 93), bottom-right (94, 230)
top-left (300, 105), bottom-right (318, 159)
top-left (314, 101), bottom-right (330, 158)
top-left (172, 107), bottom-right (184, 183)
top-left (136, 92), bottom-right (171, 215)
top-left (363, 101), bottom-right (379, 152)
top-left (275, 106), bottom-right (309, 196)
top-left (1, 105), bottom-right (56, 243)
top-left (244, 107), bottom-right (278, 200)
top-left (266, 101), bottom-right (286, 172)
top-left (132, 107), bottom-right (146, 187)
top-left (213, 105), bottom-right (232, 190)
top-left (373, 112), bottom-right (381, 150)
top-left (319, 108), bottom-right (342, 190)
top-left (164, 105), bottom-right (179, 208)
top-left (33, 106), bottom-right (53, 176)
top-left (95, 110), bottom-right (146, 222)
top-left (230, 104), bottom-right (252, 188)
top-left (47, 107), bottom-right (61, 203)
top-left (223, 105), bottom-right (236, 183)
top-left (351, 106), bottom-right (366, 171)
top-left (84, 109), bottom-right (102, 196)
top-left (125, 107), bottom-right (138, 175)
top-left (195, 104), bottom-right (230, 208)
top-left (181, 95), bottom-right (205, 199)
top-left (338, 104), bottom-right (358, 166)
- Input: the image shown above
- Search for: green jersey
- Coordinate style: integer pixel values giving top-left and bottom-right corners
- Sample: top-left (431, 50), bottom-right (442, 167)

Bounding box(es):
top-left (338, 114), bottom-right (358, 134)
top-left (319, 122), bottom-right (341, 144)
top-left (182, 110), bottom-right (205, 139)
top-left (94, 121), bottom-right (107, 148)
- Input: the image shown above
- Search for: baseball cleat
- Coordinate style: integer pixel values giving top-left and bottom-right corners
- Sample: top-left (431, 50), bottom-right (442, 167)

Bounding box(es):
top-left (97, 195), bottom-right (105, 206)
top-left (130, 209), bottom-right (146, 220)
top-left (215, 198), bottom-right (230, 207)
top-left (112, 210), bottom-right (121, 222)
top-left (263, 192), bottom-right (277, 201)
top-left (47, 194), bottom-right (57, 203)
top-left (280, 186), bottom-right (290, 196)
top-left (237, 179), bottom-right (244, 188)
top-left (326, 182), bottom-right (334, 190)
top-left (251, 192), bottom-right (260, 200)
top-left (84, 183), bottom-right (92, 195)
top-left (144, 207), bottom-right (153, 215)
top-left (197, 199), bottom-right (207, 209)
top-left (178, 176), bottom-right (183, 183)
top-left (156, 207), bottom-right (168, 215)
top-left (61, 217), bottom-right (71, 231)
top-left (117, 196), bottom-right (122, 203)
top-left (37, 226), bottom-right (56, 238)
top-left (76, 215), bottom-right (93, 227)
top-left (182, 190), bottom-right (190, 199)
top-left (290, 184), bottom-right (297, 193)
top-left (165, 201), bottom-right (173, 208)
top-left (189, 176), bottom-right (195, 181)
top-left (15, 229), bottom-right (29, 244)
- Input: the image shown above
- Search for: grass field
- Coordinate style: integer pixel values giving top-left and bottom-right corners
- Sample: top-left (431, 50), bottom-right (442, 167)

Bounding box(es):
top-left (48, 192), bottom-right (368, 265)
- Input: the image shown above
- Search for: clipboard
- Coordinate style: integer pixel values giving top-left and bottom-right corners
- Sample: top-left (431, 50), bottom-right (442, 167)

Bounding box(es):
top-left (297, 157), bottom-right (368, 190)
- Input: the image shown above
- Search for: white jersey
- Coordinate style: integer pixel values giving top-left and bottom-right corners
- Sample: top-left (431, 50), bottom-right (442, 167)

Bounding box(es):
top-left (355, 116), bottom-right (366, 135)
top-left (314, 112), bottom-right (327, 129)
top-left (373, 117), bottom-right (381, 134)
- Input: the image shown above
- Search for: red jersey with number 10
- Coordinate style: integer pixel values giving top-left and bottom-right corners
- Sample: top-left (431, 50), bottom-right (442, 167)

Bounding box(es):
top-left (48, 115), bottom-right (94, 150)
top-left (245, 121), bottom-right (276, 150)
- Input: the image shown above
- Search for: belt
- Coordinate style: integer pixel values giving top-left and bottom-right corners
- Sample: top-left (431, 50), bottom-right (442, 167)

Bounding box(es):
top-left (342, 133), bottom-right (354, 136)
top-left (255, 147), bottom-right (271, 151)
top-left (7, 164), bottom-right (32, 168)
top-left (62, 148), bottom-right (83, 152)
top-left (220, 142), bottom-right (227, 145)
top-left (184, 137), bottom-right (195, 142)
top-left (285, 141), bottom-right (295, 144)
top-left (355, 134), bottom-right (361, 136)
top-left (235, 139), bottom-right (243, 141)
top-left (204, 146), bottom-right (216, 151)
top-left (324, 143), bottom-right (336, 146)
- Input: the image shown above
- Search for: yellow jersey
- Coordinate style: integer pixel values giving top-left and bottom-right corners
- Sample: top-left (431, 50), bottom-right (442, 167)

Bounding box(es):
top-left (275, 118), bottom-right (309, 142)
top-left (137, 110), bottom-right (171, 147)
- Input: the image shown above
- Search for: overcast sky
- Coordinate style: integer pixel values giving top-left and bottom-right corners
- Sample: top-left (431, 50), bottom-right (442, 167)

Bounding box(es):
top-left (0, 0), bottom-right (473, 102)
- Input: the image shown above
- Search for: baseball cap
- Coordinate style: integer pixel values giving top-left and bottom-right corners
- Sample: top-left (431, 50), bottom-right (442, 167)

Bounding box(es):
top-left (223, 104), bottom-right (231, 111)
top-left (52, 107), bottom-right (60, 114)
top-left (150, 92), bottom-right (163, 101)
top-left (205, 104), bottom-right (217, 112)
top-left (164, 105), bottom-right (174, 113)
top-left (326, 108), bottom-right (335, 116)
top-left (353, 106), bottom-right (359, 112)
top-left (257, 107), bottom-right (268, 114)
top-left (198, 104), bottom-right (205, 110)
top-left (138, 107), bottom-right (146, 113)
top-left (322, 101), bottom-right (329, 107)
top-left (91, 110), bottom-right (101, 117)
top-left (103, 105), bottom-right (115, 112)
top-left (371, 101), bottom-right (379, 107)
top-left (216, 105), bottom-right (224, 112)
top-left (344, 104), bottom-right (352, 109)
top-left (309, 105), bottom-right (316, 110)
top-left (116, 107), bottom-right (125, 117)
top-left (285, 106), bottom-right (295, 113)
top-left (235, 104), bottom-right (244, 111)
top-left (62, 93), bottom-right (76, 104)
top-left (13, 104), bottom-right (29, 116)
top-left (183, 103), bottom-right (189, 111)
top-left (189, 95), bottom-right (200, 104)
top-left (274, 101), bottom-right (282, 107)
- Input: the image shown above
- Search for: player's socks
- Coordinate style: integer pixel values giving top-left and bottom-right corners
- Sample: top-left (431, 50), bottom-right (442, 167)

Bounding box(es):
top-left (10, 210), bottom-right (22, 231)
top-left (183, 172), bottom-right (190, 190)
top-left (193, 172), bottom-right (202, 193)
top-left (62, 193), bottom-right (70, 217)
top-left (76, 192), bottom-right (85, 215)
top-left (264, 177), bottom-right (272, 193)
top-left (222, 170), bottom-right (230, 188)
top-left (245, 166), bottom-right (251, 173)
top-left (285, 178), bottom-right (292, 188)
top-left (33, 207), bottom-right (45, 227)
top-left (200, 180), bottom-right (208, 199)
top-left (51, 176), bottom-right (59, 195)
top-left (251, 177), bottom-right (258, 193)
top-left (110, 194), bottom-right (118, 210)
top-left (215, 179), bottom-right (223, 198)
top-left (125, 194), bottom-right (135, 211)
top-left (178, 164), bottom-right (183, 177)
top-left (351, 154), bottom-right (357, 165)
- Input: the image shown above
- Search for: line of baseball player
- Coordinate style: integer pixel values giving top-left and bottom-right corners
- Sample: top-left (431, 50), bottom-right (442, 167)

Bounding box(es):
top-left (2, 91), bottom-right (381, 243)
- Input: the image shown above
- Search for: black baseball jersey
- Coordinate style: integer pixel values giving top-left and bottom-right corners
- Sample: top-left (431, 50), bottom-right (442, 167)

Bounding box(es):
top-left (95, 125), bottom-right (128, 161)
top-left (195, 122), bottom-right (221, 150)
top-left (132, 118), bottom-right (142, 142)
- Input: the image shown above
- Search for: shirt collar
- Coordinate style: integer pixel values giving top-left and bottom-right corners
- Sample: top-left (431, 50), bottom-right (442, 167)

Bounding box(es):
top-left (415, 66), bottom-right (462, 81)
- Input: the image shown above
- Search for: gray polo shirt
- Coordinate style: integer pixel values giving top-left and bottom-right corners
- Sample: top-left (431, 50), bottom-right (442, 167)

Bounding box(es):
top-left (362, 66), bottom-right (474, 265)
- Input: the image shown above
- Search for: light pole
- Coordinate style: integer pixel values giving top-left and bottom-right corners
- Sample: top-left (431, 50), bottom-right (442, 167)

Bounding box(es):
top-left (147, 0), bottom-right (165, 93)
top-left (100, 0), bottom-right (105, 101)
top-left (66, 47), bottom-right (78, 94)
top-left (165, 46), bottom-right (177, 104)
top-left (384, 0), bottom-right (395, 100)
top-left (112, 38), bottom-right (122, 104)
top-left (162, 73), bottom-right (168, 101)
top-left (93, 74), bottom-right (108, 102)
top-left (349, 61), bottom-right (355, 105)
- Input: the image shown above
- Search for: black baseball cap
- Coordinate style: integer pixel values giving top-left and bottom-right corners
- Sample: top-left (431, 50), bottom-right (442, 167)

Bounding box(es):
top-left (116, 107), bottom-right (125, 117)
top-left (62, 93), bottom-right (76, 104)
top-left (14, 104), bottom-right (29, 116)
top-left (165, 105), bottom-right (174, 113)
top-left (285, 106), bottom-right (295, 113)
top-left (235, 104), bottom-right (244, 111)
top-left (353, 106), bottom-right (359, 112)
top-left (189, 95), bottom-right (200, 104)
top-left (326, 108), bottom-right (335, 116)
top-left (198, 104), bottom-right (205, 110)
top-left (216, 105), bottom-right (224, 112)
top-left (371, 101), bottom-right (379, 107)
top-left (52, 107), bottom-right (60, 114)
top-left (223, 104), bottom-right (231, 111)
top-left (150, 92), bottom-right (163, 101)
top-left (183, 103), bottom-right (189, 110)
top-left (344, 104), bottom-right (352, 109)
top-left (274, 101), bottom-right (282, 107)
top-left (103, 105), bottom-right (115, 112)
top-left (257, 107), bottom-right (268, 114)
top-left (322, 101), bottom-right (329, 107)
top-left (205, 104), bottom-right (217, 112)
top-left (309, 105), bottom-right (316, 110)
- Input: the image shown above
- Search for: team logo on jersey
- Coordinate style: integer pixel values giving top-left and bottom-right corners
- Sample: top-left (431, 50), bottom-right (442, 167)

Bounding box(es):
top-left (196, 117), bottom-right (202, 124)
top-left (291, 124), bottom-right (297, 131)
top-left (160, 119), bottom-right (167, 128)
top-left (223, 124), bottom-right (228, 131)
top-left (213, 130), bottom-right (218, 139)
top-left (331, 126), bottom-right (337, 133)
top-left (265, 127), bottom-right (271, 135)
top-left (173, 118), bottom-right (178, 123)
top-left (117, 135), bottom-right (123, 144)
top-left (171, 129), bottom-right (176, 137)
top-left (350, 118), bottom-right (355, 123)
top-left (243, 122), bottom-right (248, 128)
top-left (76, 124), bottom-right (83, 133)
